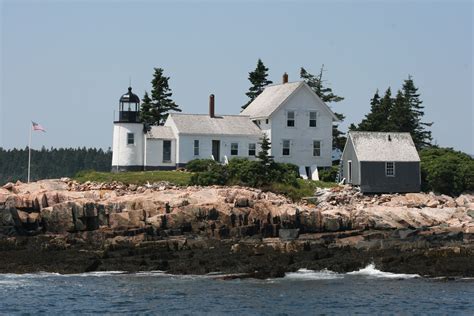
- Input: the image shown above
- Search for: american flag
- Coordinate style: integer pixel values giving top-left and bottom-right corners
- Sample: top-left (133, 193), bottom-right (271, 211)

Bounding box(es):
top-left (32, 121), bottom-right (46, 132)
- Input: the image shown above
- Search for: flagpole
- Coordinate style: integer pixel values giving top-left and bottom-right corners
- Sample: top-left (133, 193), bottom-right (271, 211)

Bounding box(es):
top-left (28, 124), bottom-right (32, 183)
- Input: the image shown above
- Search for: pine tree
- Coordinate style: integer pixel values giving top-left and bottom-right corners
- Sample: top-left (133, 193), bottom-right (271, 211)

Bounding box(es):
top-left (389, 89), bottom-right (416, 133)
top-left (300, 65), bottom-right (345, 150)
top-left (354, 89), bottom-right (384, 131)
top-left (378, 88), bottom-right (395, 132)
top-left (402, 76), bottom-right (432, 148)
top-left (140, 91), bottom-right (155, 126)
top-left (257, 133), bottom-right (273, 166)
top-left (149, 68), bottom-right (181, 125)
top-left (242, 59), bottom-right (273, 110)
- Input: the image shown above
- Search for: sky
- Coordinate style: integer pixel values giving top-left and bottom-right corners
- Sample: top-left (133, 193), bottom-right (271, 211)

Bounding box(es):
top-left (1, 0), bottom-right (473, 154)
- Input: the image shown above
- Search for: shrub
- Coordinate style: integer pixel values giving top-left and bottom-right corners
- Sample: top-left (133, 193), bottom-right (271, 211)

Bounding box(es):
top-left (190, 163), bottom-right (228, 186)
top-left (420, 147), bottom-right (474, 196)
top-left (319, 166), bottom-right (339, 182)
top-left (227, 158), bottom-right (266, 187)
top-left (270, 163), bottom-right (299, 185)
top-left (186, 159), bottom-right (218, 172)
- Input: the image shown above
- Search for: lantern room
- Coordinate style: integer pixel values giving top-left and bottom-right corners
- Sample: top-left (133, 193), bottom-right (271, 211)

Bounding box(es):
top-left (118, 87), bottom-right (140, 123)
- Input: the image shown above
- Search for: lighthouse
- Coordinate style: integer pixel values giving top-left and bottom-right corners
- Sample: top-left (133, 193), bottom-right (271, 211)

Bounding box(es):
top-left (111, 86), bottom-right (145, 171)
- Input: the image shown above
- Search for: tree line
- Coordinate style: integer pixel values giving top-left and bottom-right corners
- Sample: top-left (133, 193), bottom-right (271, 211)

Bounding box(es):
top-left (0, 147), bottom-right (111, 184)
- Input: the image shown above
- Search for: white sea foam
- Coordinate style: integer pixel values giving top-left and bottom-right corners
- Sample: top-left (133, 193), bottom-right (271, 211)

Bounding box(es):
top-left (347, 264), bottom-right (420, 279)
top-left (284, 268), bottom-right (343, 280)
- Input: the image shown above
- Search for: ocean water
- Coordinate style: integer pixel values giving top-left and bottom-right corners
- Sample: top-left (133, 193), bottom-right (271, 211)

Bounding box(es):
top-left (0, 264), bottom-right (473, 315)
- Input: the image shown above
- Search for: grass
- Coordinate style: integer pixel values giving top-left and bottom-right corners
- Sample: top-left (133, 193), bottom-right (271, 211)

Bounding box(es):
top-left (74, 170), bottom-right (193, 186)
top-left (74, 170), bottom-right (337, 201)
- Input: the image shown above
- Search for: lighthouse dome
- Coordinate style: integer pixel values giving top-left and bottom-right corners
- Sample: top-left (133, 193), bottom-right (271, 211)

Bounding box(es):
top-left (120, 87), bottom-right (140, 104)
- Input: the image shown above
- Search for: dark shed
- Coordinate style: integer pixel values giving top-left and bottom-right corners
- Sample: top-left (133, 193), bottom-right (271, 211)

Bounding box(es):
top-left (341, 132), bottom-right (421, 193)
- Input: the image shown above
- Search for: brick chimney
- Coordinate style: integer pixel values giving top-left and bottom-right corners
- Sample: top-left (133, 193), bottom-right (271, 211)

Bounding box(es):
top-left (282, 72), bottom-right (288, 84)
top-left (209, 94), bottom-right (215, 118)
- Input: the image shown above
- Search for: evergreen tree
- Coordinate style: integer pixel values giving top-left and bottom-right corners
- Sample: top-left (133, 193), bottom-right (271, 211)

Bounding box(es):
top-left (140, 91), bottom-right (155, 126)
top-left (377, 88), bottom-right (395, 132)
top-left (257, 133), bottom-right (273, 166)
top-left (300, 65), bottom-right (345, 150)
top-left (149, 68), bottom-right (181, 125)
top-left (389, 90), bottom-right (417, 133)
top-left (242, 59), bottom-right (273, 110)
top-left (353, 89), bottom-right (385, 131)
top-left (402, 76), bottom-right (432, 148)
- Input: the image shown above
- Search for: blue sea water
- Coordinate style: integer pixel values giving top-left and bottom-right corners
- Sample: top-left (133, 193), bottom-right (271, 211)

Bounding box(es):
top-left (0, 265), bottom-right (473, 315)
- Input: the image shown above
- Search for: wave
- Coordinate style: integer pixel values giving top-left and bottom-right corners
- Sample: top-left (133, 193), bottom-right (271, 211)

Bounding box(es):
top-left (347, 264), bottom-right (420, 279)
top-left (284, 268), bottom-right (343, 280)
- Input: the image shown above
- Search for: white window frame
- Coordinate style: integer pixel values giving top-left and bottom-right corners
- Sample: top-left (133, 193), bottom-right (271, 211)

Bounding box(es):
top-left (127, 133), bottom-right (134, 145)
top-left (231, 142), bottom-right (239, 156)
top-left (309, 111), bottom-right (317, 127)
top-left (248, 143), bottom-right (256, 156)
top-left (286, 111), bottom-right (295, 127)
top-left (386, 161), bottom-right (395, 177)
top-left (193, 140), bottom-right (199, 156)
top-left (313, 140), bottom-right (321, 157)
top-left (282, 139), bottom-right (291, 156)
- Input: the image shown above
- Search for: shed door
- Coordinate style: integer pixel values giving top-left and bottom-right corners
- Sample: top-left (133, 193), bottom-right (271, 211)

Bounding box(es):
top-left (348, 160), bottom-right (352, 183)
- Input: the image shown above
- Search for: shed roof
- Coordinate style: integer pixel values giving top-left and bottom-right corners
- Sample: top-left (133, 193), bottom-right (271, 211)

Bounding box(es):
top-left (147, 126), bottom-right (175, 139)
top-left (348, 131), bottom-right (420, 162)
top-left (168, 113), bottom-right (262, 136)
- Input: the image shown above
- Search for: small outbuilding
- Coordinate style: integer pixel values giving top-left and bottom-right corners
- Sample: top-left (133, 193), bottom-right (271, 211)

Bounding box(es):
top-left (341, 131), bottom-right (421, 193)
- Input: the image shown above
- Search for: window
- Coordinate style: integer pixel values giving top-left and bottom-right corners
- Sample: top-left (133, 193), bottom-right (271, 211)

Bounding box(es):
top-left (163, 140), bottom-right (171, 162)
top-left (287, 111), bottom-right (295, 127)
top-left (248, 143), bottom-right (256, 156)
top-left (313, 140), bottom-right (321, 157)
top-left (282, 140), bottom-right (290, 156)
top-left (194, 140), bottom-right (199, 156)
top-left (309, 111), bottom-right (317, 127)
top-left (265, 119), bottom-right (269, 124)
top-left (386, 162), bottom-right (395, 177)
top-left (231, 143), bottom-right (239, 156)
top-left (348, 160), bottom-right (352, 183)
top-left (127, 133), bottom-right (134, 145)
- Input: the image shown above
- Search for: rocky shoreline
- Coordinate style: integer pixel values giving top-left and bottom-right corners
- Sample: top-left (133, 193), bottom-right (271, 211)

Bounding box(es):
top-left (1, 179), bottom-right (473, 278)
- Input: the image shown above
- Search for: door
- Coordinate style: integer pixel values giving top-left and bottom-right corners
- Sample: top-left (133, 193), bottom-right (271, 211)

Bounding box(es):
top-left (212, 140), bottom-right (220, 162)
top-left (348, 160), bottom-right (352, 183)
top-left (163, 140), bottom-right (171, 162)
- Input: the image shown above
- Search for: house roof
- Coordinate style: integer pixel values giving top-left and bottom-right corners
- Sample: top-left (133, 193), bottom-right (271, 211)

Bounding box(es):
top-left (240, 81), bottom-right (339, 120)
top-left (168, 113), bottom-right (262, 136)
top-left (147, 126), bottom-right (175, 139)
top-left (348, 132), bottom-right (420, 162)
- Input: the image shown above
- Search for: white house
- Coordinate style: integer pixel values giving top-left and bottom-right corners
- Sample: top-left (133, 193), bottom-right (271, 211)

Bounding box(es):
top-left (112, 74), bottom-right (339, 177)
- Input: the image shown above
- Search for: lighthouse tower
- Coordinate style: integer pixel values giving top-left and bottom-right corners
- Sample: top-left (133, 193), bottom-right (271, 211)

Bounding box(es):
top-left (111, 86), bottom-right (144, 172)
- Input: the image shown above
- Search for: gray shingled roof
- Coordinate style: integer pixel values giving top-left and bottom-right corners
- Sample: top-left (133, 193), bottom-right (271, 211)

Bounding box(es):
top-left (169, 113), bottom-right (262, 136)
top-left (240, 81), bottom-right (338, 121)
top-left (349, 132), bottom-right (420, 162)
top-left (147, 126), bottom-right (175, 139)
top-left (240, 81), bottom-right (303, 118)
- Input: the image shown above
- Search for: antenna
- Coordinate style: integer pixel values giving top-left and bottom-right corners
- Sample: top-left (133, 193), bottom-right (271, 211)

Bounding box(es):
top-left (129, 76), bottom-right (131, 87)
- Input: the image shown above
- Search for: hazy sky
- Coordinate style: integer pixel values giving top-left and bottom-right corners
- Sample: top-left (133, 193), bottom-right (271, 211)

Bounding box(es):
top-left (1, 0), bottom-right (473, 153)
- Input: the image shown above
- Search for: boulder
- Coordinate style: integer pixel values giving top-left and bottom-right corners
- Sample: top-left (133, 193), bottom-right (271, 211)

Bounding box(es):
top-left (0, 209), bottom-right (14, 226)
top-left (40, 204), bottom-right (75, 233)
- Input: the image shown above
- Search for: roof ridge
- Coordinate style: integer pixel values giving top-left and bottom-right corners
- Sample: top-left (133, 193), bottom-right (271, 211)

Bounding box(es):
top-left (264, 80), bottom-right (304, 88)
top-left (171, 113), bottom-right (250, 118)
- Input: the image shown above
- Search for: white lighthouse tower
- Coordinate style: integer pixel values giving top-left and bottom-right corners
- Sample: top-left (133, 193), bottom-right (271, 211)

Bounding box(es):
top-left (111, 86), bottom-right (144, 171)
